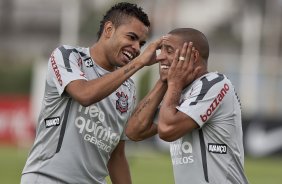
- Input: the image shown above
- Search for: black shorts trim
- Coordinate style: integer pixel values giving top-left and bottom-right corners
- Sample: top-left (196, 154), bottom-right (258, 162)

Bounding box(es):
top-left (56, 98), bottom-right (72, 153)
top-left (199, 129), bottom-right (209, 182)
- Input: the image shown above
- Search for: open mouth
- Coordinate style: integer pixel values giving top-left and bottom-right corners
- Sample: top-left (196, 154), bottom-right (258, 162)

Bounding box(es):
top-left (122, 50), bottom-right (134, 61)
top-left (160, 65), bottom-right (170, 69)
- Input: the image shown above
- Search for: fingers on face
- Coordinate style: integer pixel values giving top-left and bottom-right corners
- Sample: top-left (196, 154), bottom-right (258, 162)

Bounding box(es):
top-left (156, 38), bottom-right (163, 47)
top-left (151, 38), bottom-right (162, 51)
top-left (178, 42), bottom-right (193, 69)
top-left (179, 42), bottom-right (188, 62)
top-left (185, 42), bottom-right (193, 63)
top-left (179, 41), bottom-right (193, 62)
top-left (172, 41), bottom-right (197, 69)
top-left (170, 49), bottom-right (180, 69)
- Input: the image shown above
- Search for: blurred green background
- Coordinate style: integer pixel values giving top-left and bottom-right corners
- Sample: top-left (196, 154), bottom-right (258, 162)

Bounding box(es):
top-left (1, 0), bottom-right (282, 184)
top-left (1, 145), bottom-right (282, 184)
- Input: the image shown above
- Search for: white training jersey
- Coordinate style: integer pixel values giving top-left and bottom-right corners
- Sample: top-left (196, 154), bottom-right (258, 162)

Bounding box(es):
top-left (171, 72), bottom-right (249, 184)
top-left (22, 45), bottom-right (136, 184)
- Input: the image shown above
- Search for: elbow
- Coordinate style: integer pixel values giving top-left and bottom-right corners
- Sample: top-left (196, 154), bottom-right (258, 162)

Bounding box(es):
top-left (125, 123), bottom-right (142, 142)
top-left (158, 124), bottom-right (176, 142)
top-left (74, 97), bottom-right (92, 107)
top-left (159, 133), bottom-right (176, 142)
top-left (73, 92), bottom-right (100, 107)
top-left (125, 128), bottom-right (143, 142)
top-left (78, 99), bottom-right (93, 107)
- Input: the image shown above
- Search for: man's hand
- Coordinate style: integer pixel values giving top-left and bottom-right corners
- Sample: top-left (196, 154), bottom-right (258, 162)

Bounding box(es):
top-left (167, 42), bottom-right (200, 89)
top-left (135, 38), bottom-right (162, 66)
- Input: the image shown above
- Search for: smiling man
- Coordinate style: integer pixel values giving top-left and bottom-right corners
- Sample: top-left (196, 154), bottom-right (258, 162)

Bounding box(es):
top-left (126, 28), bottom-right (249, 184)
top-left (21, 2), bottom-right (162, 184)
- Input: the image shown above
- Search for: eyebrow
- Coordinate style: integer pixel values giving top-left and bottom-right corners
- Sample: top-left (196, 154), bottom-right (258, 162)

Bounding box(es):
top-left (162, 44), bottom-right (175, 51)
top-left (128, 32), bottom-right (139, 40)
top-left (128, 32), bottom-right (146, 46)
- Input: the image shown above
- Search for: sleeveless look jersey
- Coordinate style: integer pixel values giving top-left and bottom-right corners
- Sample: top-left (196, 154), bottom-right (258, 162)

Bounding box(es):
top-left (170, 72), bottom-right (249, 184)
top-left (22, 45), bottom-right (136, 184)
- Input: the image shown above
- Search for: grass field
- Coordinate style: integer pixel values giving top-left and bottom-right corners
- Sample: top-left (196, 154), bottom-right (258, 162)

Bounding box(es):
top-left (1, 145), bottom-right (282, 184)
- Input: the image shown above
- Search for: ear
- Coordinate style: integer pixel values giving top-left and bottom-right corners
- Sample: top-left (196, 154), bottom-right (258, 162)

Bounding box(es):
top-left (103, 21), bottom-right (114, 38)
top-left (193, 49), bottom-right (200, 62)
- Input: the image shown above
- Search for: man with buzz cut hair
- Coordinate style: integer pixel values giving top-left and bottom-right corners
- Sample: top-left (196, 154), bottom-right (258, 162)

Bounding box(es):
top-left (21, 2), bottom-right (163, 184)
top-left (126, 28), bottom-right (249, 184)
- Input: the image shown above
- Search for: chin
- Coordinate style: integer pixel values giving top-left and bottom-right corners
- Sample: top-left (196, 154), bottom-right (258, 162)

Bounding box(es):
top-left (160, 76), bottom-right (168, 82)
top-left (160, 72), bottom-right (168, 82)
top-left (116, 60), bottom-right (127, 67)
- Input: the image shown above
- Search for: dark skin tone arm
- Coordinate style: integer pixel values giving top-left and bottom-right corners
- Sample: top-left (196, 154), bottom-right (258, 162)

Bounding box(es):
top-left (108, 141), bottom-right (131, 184)
top-left (158, 42), bottom-right (201, 142)
top-left (126, 79), bottom-right (167, 141)
top-left (65, 39), bottom-right (162, 107)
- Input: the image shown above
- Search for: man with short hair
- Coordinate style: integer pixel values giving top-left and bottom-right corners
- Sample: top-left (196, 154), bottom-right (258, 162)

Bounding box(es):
top-left (126, 28), bottom-right (249, 184)
top-left (21, 2), bottom-right (162, 184)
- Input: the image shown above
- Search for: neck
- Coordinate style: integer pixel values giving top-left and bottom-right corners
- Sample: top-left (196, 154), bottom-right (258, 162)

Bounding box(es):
top-left (90, 42), bottom-right (115, 72)
top-left (193, 58), bottom-right (208, 78)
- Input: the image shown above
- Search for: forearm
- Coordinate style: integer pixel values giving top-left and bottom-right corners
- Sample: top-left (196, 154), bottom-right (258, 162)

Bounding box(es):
top-left (158, 83), bottom-right (182, 136)
top-left (161, 83), bottom-right (182, 116)
top-left (67, 39), bottom-right (162, 106)
top-left (67, 58), bottom-right (144, 106)
top-left (158, 83), bottom-right (199, 141)
top-left (126, 80), bottom-right (167, 141)
top-left (88, 60), bottom-right (143, 99)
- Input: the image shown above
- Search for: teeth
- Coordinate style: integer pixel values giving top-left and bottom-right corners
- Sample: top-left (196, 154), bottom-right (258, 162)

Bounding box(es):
top-left (123, 51), bottom-right (133, 60)
top-left (161, 65), bottom-right (169, 69)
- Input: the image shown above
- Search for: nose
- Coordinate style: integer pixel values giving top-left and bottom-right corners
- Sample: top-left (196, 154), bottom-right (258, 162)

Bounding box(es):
top-left (132, 42), bottom-right (141, 56)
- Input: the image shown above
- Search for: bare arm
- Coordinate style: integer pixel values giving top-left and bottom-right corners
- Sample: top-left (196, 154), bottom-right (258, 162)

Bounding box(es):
top-left (108, 141), bottom-right (131, 184)
top-left (158, 42), bottom-right (201, 142)
top-left (126, 79), bottom-right (167, 141)
top-left (66, 39), bottom-right (162, 106)
top-left (158, 84), bottom-right (199, 142)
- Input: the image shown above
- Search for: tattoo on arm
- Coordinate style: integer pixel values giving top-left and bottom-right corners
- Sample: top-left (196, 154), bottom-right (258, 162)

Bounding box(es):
top-left (124, 65), bottom-right (136, 74)
top-left (167, 91), bottom-right (181, 107)
top-left (134, 98), bottom-right (151, 116)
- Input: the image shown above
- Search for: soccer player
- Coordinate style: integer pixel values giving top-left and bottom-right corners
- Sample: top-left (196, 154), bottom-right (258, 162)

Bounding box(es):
top-left (21, 2), bottom-right (162, 184)
top-left (126, 28), bottom-right (249, 183)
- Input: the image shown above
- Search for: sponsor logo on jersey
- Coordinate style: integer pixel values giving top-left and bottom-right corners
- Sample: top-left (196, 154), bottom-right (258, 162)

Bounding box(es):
top-left (116, 92), bottom-right (128, 113)
top-left (170, 140), bottom-right (194, 165)
top-left (75, 105), bottom-right (120, 153)
top-left (51, 53), bottom-right (63, 86)
top-left (84, 57), bottom-right (93, 67)
top-left (200, 83), bottom-right (229, 122)
top-left (208, 143), bottom-right (227, 154)
top-left (45, 117), bottom-right (60, 128)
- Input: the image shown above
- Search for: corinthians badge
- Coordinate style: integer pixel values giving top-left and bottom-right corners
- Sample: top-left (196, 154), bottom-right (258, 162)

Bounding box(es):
top-left (116, 92), bottom-right (128, 113)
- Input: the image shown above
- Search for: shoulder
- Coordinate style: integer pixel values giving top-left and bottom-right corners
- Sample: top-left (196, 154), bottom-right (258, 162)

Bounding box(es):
top-left (52, 45), bottom-right (88, 57)
top-left (199, 72), bottom-right (230, 88)
top-left (124, 78), bottom-right (136, 94)
top-left (127, 78), bottom-right (135, 86)
top-left (188, 72), bottom-right (232, 99)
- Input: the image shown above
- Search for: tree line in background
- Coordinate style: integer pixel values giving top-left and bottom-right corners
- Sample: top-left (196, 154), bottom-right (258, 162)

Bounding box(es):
top-left (0, 62), bottom-right (32, 94)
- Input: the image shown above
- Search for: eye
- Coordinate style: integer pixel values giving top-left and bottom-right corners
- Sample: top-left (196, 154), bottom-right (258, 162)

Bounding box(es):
top-left (128, 35), bottom-right (136, 41)
top-left (140, 41), bottom-right (146, 48)
top-left (129, 35), bottom-right (134, 40)
top-left (167, 47), bottom-right (174, 54)
top-left (163, 45), bottom-right (174, 54)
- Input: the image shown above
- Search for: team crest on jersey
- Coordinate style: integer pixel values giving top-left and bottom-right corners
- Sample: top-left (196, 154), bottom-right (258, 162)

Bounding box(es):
top-left (116, 92), bottom-right (128, 113)
top-left (84, 57), bottom-right (93, 67)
